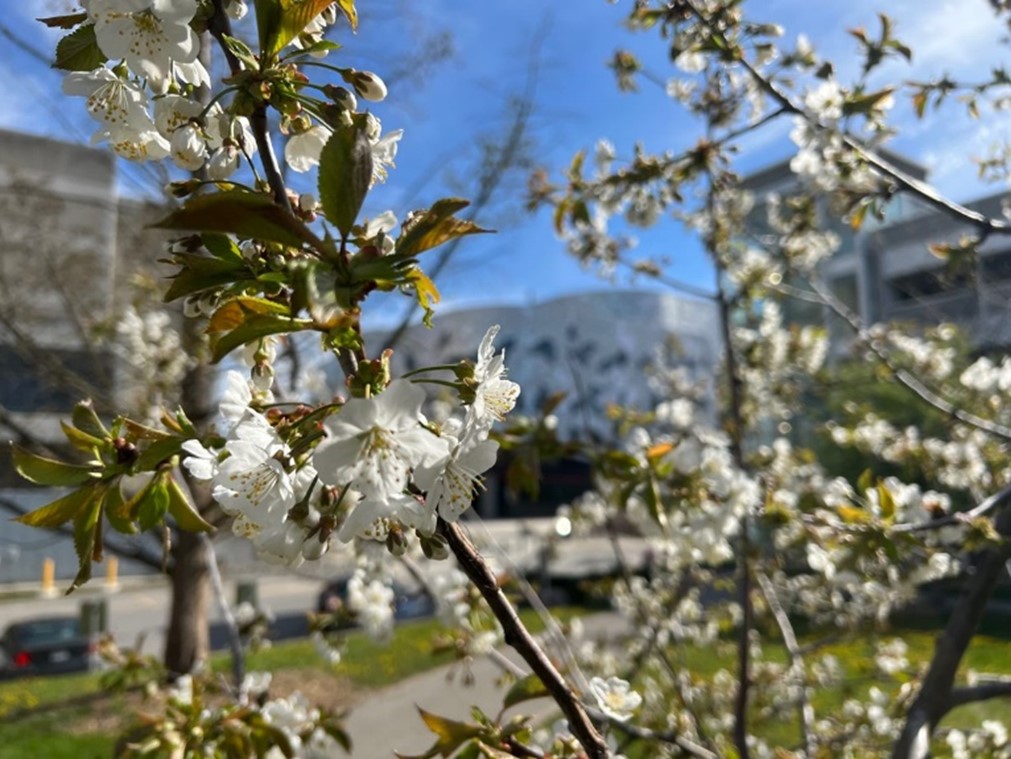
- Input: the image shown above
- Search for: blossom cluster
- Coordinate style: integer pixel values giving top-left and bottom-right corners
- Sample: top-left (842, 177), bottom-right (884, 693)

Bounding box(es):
top-left (181, 326), bottom-right (519, 569)
top-left (62, 0), bottom-right (400, 181)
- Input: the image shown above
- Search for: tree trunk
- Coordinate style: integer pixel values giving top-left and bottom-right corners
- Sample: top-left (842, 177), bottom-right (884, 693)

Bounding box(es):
top-left (160, 29), bottom-right (218, 679)
top-left (163, 529), bottom-right (212, 676)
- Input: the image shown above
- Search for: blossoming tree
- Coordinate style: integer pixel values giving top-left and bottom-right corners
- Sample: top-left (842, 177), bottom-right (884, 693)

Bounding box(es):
top-left (14, 0), bottom-right (1011, 757)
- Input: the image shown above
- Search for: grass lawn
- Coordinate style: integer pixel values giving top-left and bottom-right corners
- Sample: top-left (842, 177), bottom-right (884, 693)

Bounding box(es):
top-left (0, 607), bottom-right (582, 757)
top-left (618, 627), bottom-right (1011, 758)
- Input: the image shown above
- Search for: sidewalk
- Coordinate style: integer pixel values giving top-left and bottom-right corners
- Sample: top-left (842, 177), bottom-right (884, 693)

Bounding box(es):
top-left (344, 612), bottom-right (628, 757)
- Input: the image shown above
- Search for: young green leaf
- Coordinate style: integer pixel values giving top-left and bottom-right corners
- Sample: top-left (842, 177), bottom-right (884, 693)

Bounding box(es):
top-left (166, 477), bottom-right (214, 533)
top-left (72, 399), bottom-right (110, 439)
top-left (502, 673), bottom-right (549, 708)
top-left (136, 474), bottom-right (171, 532)
top-left (395, 198), bottom-right (491, 258)
top-left (12, 444), bottom-right (97, 487)
top-left (254, 0), bottom-right (283, 58)
top-left (318, 122), bottom-right (373, 239)
top-left (210, 313), bottom-right (313, 363)
top-left (68, 493), bottom-right (103, 594)
top-left (154, 190), bottom-right (320, 250)
top-left (102, 480), bottom-right (138, 535)
top-left (14, 484), bottom-right (98, 528)
top-left (54, 24), bottom-right (107, 72)
top-left (268, 0), bottom-right (342, 56)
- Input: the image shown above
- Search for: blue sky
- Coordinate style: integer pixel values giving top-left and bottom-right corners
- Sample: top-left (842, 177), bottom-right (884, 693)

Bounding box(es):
top-left (1, 1), bottom-right (1007, 327)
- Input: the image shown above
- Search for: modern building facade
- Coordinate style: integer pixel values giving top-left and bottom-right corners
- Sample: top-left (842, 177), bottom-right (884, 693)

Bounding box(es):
top-left (742, 151), bottom-right (1011, 353)
top-left (378, 290), bottom-right (722, 516)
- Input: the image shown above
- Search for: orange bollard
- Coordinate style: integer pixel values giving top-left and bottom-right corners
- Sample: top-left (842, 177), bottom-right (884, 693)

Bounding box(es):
top-left (41, 557), bottom-right (55, 596)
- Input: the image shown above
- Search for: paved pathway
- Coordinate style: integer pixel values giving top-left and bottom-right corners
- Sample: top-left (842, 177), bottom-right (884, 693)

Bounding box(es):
top-left (344, 612), bottom-right (629, 757)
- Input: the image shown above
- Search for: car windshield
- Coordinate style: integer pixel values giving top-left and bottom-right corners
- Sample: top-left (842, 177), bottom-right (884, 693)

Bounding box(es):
top-left (13, 619), bottom-right (81, 646)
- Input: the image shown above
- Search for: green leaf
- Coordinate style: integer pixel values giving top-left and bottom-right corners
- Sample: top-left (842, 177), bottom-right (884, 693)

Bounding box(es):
top-left (503, 673), bottom-right (548, 709)
top-left (54, 24), bottom-right (107, 71)
top-left (137, 475), bottom-right (171, 532)
top-left (154, 190), bottom-right (320, 250)
top-left (318, 122), bottom-right (373, 239)
top-left (102, 480), bottom-right (138, 535)
top-left (163, 251), bottom-right (248, 302)
top-left (254, 0), bottom-right (283, 57)
top-left (60, 421), bottom-right (105, 453)
top-left (395, 198), bottom-right (491, 258)
top-left (395, 708), bottom-right (482, 759)
top-left (69, 492), bottom-right (103, 594)
top-left (207, 296), bottom-right (291, 334)
top-left (72, 400), bottom-right (109, 439)
top-left (219, 34), bottom-right (260, 71)
top-left (15, 484), bottom-right (97, 528)
top-left (122, 419), bottom-right (175, 443)
top-left (202, 233), bottom-right (246, 264)
top-left (404, 268), bottom-right (441, 327)
top-left (877, 481), bottom-right (896, 521)
top-left (210, 313), bottom-right (313, 363)
top-left (269, 0), bottom-right (343, 56)
top-left (134, 437), bottom-right (184, 471)
top-left (166, 477), bottom-right (214, 533)
top-left (332, 0), bottom-right (358, 31)
top-left (12, 444), bottom-right (97, 487)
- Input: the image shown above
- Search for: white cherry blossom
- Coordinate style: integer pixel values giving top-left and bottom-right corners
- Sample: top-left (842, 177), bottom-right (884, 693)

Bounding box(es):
top-left (85, 0), bottom-right (201, 93)
top-left (465, 325), bottom-right (521, 435)
top-left (313, 379), bottom-right (450, 501)
top-left (588, 676), bottom-right (642, 722)
top-left (284, 124), bottom-right (331, 173)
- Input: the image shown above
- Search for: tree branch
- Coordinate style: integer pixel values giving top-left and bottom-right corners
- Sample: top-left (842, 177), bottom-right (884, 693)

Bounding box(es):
top-left (437, 518), bottom-right (610, 759)
top-left (806, 275), bottom-right (1011, 442)
top-left (756, 571), bottom-right (815, 757)
top-left (682, 0), bottom-right (1011, 236)
top-left (946, 677), bottom-right (1011, 712)
top-left (891, 496), bottom-right (1011, 757)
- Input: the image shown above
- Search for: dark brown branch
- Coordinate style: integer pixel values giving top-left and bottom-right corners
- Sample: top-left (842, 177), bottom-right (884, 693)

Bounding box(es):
top-left (947, 677), bottom-right (1011, 711)
top-left (713, 250), bottom-right (752, 759)
top-left (891, 496), bottom-right (1011, 757)
top-left (437, 519), bottom-right (609, 759)
top-left (208, 0), bottom-right (292, 211)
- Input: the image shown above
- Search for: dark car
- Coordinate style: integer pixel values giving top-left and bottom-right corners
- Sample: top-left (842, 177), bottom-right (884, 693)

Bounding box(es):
top-left (0, 616), bottom-right (98, 679)
top-left (316, 576), bottom-right (436, 624)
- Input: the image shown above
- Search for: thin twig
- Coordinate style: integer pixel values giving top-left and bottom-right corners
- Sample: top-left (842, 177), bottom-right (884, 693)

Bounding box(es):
top-left (756, 571), bottom-right (815, 756)
top-left (682, 0), bottom-right (1011, 237)
top-left (806, 275), bottom-right (1011, 442)
top-left (202, 533), bottom-right (245, 692)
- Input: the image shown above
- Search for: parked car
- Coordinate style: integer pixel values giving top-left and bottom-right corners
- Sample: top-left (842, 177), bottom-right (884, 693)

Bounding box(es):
top-left (0, 616), bottom-right (98, 679)
top-left (316, 576), bottom-right (435, 625)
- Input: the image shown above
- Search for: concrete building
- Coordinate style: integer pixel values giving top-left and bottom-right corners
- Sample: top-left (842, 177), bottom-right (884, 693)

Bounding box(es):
top-left (0, 129), bottom-right (166, 582)
top-left (742, 152), bottom-right (1011, 352)
top-left (378, 290), bottom-right (722, 517)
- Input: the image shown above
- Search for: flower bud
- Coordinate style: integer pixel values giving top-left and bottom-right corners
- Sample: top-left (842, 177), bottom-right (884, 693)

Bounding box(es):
top-left (323, 84), bottom-right (357, 112)
top-left (386, 525), bottom-right (408, 556)
top-left (419, 532), bottom-right (449, 561)
top-left (345, 69), bottom-right (387, 102)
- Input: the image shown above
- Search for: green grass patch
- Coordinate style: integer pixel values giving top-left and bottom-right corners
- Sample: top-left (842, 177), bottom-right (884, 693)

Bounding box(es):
top-left (0, 606), bottom-right (584, 756)
top-left (619, 626), bottom-right (1011, 757)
